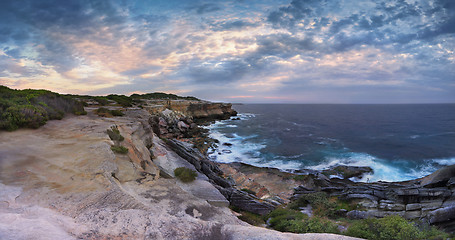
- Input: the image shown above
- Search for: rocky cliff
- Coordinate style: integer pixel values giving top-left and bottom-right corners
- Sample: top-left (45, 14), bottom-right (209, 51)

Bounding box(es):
top-left (0, 104), bottom-right (359, 240)
top-left (144, 99), bottom-right (237, 121)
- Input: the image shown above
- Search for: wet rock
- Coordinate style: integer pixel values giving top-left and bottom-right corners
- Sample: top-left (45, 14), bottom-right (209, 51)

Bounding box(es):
top-left (322, 165), bottom-right (373, 179)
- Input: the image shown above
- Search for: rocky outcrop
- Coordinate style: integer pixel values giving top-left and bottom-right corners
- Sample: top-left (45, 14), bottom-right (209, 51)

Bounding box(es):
top-left (165, 139), bottom-right (277, 216)
top-left (144, 99), bottom-right (237, 122)
top-left (292, 165), bottom-right (455, 233)
top-left (186, 102), bottom-right (237, 121)
top-left (1, 107), bottom-right (362, 239)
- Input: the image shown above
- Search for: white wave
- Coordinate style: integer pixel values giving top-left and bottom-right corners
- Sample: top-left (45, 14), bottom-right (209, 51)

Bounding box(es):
top-left (432, 157), bottom-right (455, 166)
top-left (307, 153), bottom-right (425, 182)
top-left (410, 135), bottom-right (420, 139)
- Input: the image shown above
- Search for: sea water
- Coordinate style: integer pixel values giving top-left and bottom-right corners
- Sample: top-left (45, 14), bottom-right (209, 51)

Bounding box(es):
top-left (206, 104), bottom-right (455, 182)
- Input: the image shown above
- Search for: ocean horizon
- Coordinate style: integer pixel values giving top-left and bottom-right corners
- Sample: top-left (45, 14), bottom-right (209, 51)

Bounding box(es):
top-left (207, 103), bottom-right (455, 182)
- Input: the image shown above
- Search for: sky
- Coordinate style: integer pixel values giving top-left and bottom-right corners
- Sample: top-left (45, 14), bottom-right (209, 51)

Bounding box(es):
top-left (0, 0), bottom-right (454, 103)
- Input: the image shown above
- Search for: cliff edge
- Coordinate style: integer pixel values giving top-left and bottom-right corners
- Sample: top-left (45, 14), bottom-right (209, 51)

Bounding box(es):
top-left (0, 105), bottom-right (359, 240)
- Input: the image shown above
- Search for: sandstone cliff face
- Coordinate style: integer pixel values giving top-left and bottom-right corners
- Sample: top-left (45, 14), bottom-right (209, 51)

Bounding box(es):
top-left (0, 107), bottom-right (360, 240)
top-left (144, 99), bottom-right (237, 121)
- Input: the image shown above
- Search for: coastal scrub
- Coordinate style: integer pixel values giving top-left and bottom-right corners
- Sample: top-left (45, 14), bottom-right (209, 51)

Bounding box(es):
top-left (174, 167), bottom-right (198, 182)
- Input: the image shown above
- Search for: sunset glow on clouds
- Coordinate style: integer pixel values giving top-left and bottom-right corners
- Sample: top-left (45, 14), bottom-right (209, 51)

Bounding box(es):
top-left (0, 0), bottom-right (454, 103)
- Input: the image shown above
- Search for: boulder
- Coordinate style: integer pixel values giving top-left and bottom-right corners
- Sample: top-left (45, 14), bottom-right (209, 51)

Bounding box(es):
top-left (322, 165), bottom-right (373, 179)
top-left (427, 205), bottom-right (455, 224)
top-left (420, 165), bottom-right (455, 187)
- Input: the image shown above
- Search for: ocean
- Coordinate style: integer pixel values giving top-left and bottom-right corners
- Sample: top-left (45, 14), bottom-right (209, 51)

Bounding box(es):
top-left (206, 104), bottom-right (455, 182)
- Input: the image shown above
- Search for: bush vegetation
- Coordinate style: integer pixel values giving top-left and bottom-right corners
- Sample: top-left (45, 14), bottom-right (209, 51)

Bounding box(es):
top-left (131, 92), bottom-right (200, 101)
top-left (106, 126), bottom-right (124, 142)
top-left (0, 85), bottom-right (86, 131)
top-left (288, 192), bottom-right (356, 218)
top-left (174, 167), bottom-right (198, 182)
top-left (265, 208), bottom-right (339, 234)
top-left (106, 94), bottom-right (133, 107)
top-left (95, 107), bottom-right (124, 117)
top-left (111, 145), bottom-right (128, 154)
top-left (345, 215), bottom-right (450, 240)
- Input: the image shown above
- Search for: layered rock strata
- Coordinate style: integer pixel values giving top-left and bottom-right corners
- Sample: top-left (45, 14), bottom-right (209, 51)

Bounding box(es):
top-left (292, 165), bottom-right (455, 233)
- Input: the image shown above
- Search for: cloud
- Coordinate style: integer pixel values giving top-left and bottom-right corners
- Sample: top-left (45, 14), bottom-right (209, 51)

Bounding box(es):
top-left (210, 20), bottom-right (259, 31)
top-left (194, 3), bottom-right (222, 14)
top-left (0, 0), bottom-right (453, 103)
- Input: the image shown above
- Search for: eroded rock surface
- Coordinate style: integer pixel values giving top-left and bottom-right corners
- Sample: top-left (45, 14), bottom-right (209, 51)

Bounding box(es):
top-left (0, 108), bottom-right (360, 240)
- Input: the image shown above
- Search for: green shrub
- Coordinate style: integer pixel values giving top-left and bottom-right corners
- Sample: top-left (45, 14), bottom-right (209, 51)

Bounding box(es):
top-left (107, 126), bottom-right (124, 142)
top-left (265, 208), bottom-right (339, 234)
top-left (241, 188), bottom-right (257, 196)
top-left (94, 97), bottom-right (109, 106)
top-left (74, 110), bottom-right (87, 115)
top-left (106, 94), bottom-right (132, 107)
top-left (0, 86), bottom-right (85, 131)
top-left (293, 174), bottom-right (310, 181)
top-left (111, 145), bottom-right (128, 154)
top-left (288, 192), bottom-right (355, 218)
top-left (238, 212), bottom-right (265, 226)
top-left (174, 167), bottom-right (198, 182)
top-left (95, 107), bottom-right (124, 117)
top-left (110, 109), bottom-right (124, 116)
top-left (344, 215), bottom-right (447, 240)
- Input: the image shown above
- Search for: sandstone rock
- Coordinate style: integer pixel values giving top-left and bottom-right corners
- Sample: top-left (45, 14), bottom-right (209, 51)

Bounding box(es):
top-left (357, 199), bottom-right (378, 208)
top-left (405, 211), bottom-right (421, 219)
top-left (406, 203), bottom-right (422, 211)
top-left (322, 165), bottom-right (373, 179)
top-left (421, 200), bottom-right (443, 211)
top-left (379, 203), bottom-right (405, 211)
top-left (420, 164), bottom-right (455, 187)
top-left (224, 188), bottom-right (275, 215)
top-left (427, 205), bottom-right (455, 224)
top-left (344, 194), bottom-right (378, 202)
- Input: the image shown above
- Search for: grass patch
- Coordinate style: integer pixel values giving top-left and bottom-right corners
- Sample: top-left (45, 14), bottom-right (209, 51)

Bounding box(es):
top-left (345, 215), bottom-right (450, 240)
top-left (111, 145), bottom-right (128, 154)
top-left (174, 167), bottom-right (198, 182)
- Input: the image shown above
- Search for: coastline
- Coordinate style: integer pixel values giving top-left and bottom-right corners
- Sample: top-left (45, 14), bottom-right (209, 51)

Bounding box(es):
top-left (1, 96), bottom-right (453, 238)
